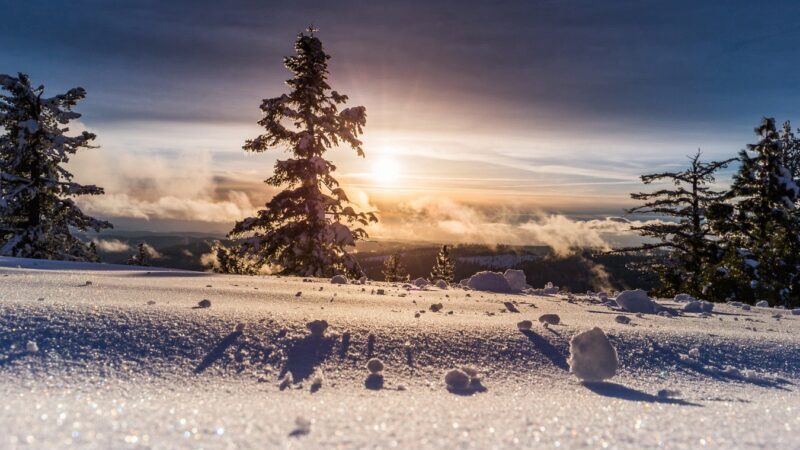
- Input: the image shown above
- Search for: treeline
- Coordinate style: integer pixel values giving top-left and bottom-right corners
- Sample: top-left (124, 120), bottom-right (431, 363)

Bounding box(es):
top-left (618, 118), bottom-right (800, 307)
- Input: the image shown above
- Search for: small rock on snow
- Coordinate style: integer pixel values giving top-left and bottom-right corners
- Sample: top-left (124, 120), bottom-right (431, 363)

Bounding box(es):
top-left (568, 327), bottom-right (618, 382)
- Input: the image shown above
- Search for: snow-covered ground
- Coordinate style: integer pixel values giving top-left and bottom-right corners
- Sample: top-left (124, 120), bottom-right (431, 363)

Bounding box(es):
top-left (1, 257), bottom-right (798, 449)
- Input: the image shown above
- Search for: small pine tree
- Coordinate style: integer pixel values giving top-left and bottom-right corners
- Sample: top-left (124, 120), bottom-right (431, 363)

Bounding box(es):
top-left (616, 151), bottom-right (733, 298)
top-left (229, 28), bottom-right (377, 278)
top-left (209, 240), bottom-right (263, 275)
top-left (429, 245), bottom-right (455, 283)
top-left (708, 118), bottom-right (800, 306)
top-left (382, 253), bottom-right (408, 282)
top-left (127, 243), bottom-right (150, 266)
top-left (0, 73), bottom-right (111, 260)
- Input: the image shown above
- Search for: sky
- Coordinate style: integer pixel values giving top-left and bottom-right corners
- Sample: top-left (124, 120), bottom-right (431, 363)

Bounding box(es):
top-left (3, 0), bottom-right (800, 246)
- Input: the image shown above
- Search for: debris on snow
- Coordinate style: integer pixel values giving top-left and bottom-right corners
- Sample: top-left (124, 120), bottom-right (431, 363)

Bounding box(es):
top-left (25, 340), bottom-right (39, 353)
top-left (376, 289), bottom-right (386, 295)
top-left (430, 303), bottom-right (443, 312)
top-left (467, 271), bottom-right (513, 293)
top-left (538, 314), bottom-right (560, 325)
top-left (517, 320), bottom-right (533, 331)
top-left (197, 299), bottom-right (211, 308)
top-left (330, 275), bottom-right (347, 284)
top-left (614, 290), bottom-right (658, 314)
top-left (568, 327), bottom-right (618, 382)
top-left (503, 269), bottom-right (527, 292)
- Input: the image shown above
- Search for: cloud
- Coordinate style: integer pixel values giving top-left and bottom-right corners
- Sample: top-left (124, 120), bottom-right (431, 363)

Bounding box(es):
top-left (91, 238), bottom-right (131, 253)
top-left (141, 243), bottom-right (163, 259)
top-left (66, 126), bottom-right (261, 224)
top-left (367, 196), bottom-right (663, 255)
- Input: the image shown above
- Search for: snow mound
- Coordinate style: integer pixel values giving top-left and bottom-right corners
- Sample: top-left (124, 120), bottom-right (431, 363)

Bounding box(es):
top-left (412, 278), bottom-right (429, 288)
top-left (792, 308), bottom-right (800, 316)
top-left (756, 300), bottom-right (769, 308)
top-left (674, 293), bottom-right (695, 302)
top-left (330, 275), bottom-right (347, 284)
top-left (614, 289), bottom-right (658, 314)
top-left (684, 301), bottom-right (714, 313)
top-left (466, 271), bottom-right (513, 293)
top-left (568, 327), bottom-right (618, 382)
top-left (538, 314), bottom-right (560, 325)
top-left (434, 279), bottom-right (448, 289)
top-left (517, 320), bottom-right (533, 331)
top-left (503, 269), bottom-right (527, 292)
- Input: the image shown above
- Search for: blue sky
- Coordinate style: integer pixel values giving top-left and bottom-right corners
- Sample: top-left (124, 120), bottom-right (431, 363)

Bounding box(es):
top-left (2, 0), bottom-right (800, 242)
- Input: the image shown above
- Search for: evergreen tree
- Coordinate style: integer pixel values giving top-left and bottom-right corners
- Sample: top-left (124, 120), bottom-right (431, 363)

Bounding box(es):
top-left (0, 73), bottom-right (111, 260)
top-left (382, 253), bottom-right (408, 282)
top-left (617, 151), bottom-right (733, 298)
top-left (708, 118), bottom-right (800, 306)
top-left (778, 120), bottom-right (800, 182)
top-left (209, 240), bottom-right (263, 275)
top-left (429, 245), bottom-right (455, 283)
top-left (127, 243), bottom-right (150, 266)
top-left (229, 28), bottom-right (377, 278)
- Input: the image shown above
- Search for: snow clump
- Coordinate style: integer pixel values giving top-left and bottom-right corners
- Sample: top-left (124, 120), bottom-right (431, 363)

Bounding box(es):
top-left (330, 275), bottom-right (347, 284)
top-left (466, 271), bottom-right (513, 293)
top-left (614, 289), bottom-right (658, 314)
top-left (755, 300), bottom-right (769, 308)
top-left (674, 293), bottom-right (695, 302)
top-left (517, 320), bottom-right (533, 331)
top-left (503, 269), bottom-right (527, 292)
top-left (568, 327), bottom-right (619, 382)
top-left (434, 279), bottom-right (448, 289)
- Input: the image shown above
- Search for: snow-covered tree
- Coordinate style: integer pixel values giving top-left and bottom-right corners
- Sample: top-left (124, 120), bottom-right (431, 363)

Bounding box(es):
top-left (617, 151), bottom-right (733, 298)
top-left (708, 118), bottom-right (800, 306)
top-left (0, 73), bottom-right (111, 260)
top-left (208, 240), bottom-right (263, 275)
top-left (229, 28), bottom-right (377, 278)
top-left (382, 253), bottom-right (408, 282)
top-left (126, 243), bottom-right (150, 266)
top-left (429, 245), bottom-right (455, 283)
top-left (778, 120), bottom-right (800, 183)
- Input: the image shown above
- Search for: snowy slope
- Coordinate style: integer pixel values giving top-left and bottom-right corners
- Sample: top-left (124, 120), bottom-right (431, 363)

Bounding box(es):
top-left (0, 258), bottom-right (798, 449)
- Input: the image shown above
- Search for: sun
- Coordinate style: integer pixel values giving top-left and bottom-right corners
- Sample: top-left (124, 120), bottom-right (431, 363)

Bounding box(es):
top-left (370, 157), bottom-right (402, 185)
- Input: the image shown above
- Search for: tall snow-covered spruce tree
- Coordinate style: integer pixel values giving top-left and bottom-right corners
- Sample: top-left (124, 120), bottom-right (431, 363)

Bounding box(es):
top-left (617, 151), bottom-right (733, 298)
top-left (229, 29), bottom-right (377, 278)
top-left (708, 118), bottom-right (800, 306)
top-left (430, 245), bottom-right (455, 283)
top-left (0, 73), bottom-right (111, 261)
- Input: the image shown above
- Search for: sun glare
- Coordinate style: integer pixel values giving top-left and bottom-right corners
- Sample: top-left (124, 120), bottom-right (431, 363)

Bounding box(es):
top-left (371, 158), bottom-right (402, 185)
